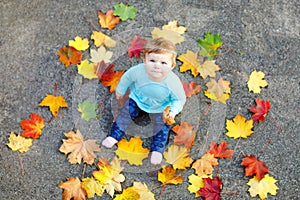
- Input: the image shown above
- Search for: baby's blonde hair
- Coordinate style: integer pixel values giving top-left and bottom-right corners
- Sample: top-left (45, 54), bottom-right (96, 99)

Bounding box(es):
top-left (143, 38), bottom-right (177, 66)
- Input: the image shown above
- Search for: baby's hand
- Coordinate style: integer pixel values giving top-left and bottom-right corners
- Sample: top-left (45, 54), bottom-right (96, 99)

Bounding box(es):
top-left (167, 112), bottom-right (175, 119)
top-left (116, 92), bottom-right (123, 100)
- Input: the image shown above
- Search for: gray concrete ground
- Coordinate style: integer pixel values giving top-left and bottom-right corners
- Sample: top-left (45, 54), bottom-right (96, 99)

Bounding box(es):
top-left (1, 0), bottom-right (299, 199)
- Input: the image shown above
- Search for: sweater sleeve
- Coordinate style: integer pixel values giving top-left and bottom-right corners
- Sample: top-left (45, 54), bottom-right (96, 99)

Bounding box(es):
top-left (167, 74), bottom-right (186, 115)
top-left (116, 64), bottom-right (140, 95)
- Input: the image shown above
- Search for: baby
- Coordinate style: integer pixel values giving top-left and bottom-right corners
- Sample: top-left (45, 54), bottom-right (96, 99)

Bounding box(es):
top-left (102, 37), bottom-right (186, 164)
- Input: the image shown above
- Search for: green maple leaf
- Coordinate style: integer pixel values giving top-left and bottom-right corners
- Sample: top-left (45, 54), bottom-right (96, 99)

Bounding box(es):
top-left (78, 99), bottom-right (98, 122)
top-left (113, 3), bottom-right (138, 21)
top-left (197, 32), bottom-right (223, 59)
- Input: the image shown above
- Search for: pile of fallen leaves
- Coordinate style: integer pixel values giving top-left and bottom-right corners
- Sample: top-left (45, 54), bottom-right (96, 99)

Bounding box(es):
top-left (6, 2), bottom-right (279, 200)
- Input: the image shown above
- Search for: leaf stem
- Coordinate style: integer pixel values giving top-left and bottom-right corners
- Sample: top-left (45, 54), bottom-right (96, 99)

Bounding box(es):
top-left (17, 152), bottom-right (25, 176)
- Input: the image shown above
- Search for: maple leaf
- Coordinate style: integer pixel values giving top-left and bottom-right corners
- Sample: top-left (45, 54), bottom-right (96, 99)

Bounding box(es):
top-left (7, 132), bottom-right (32, 153)
top-left (249, 98), bottom-right (271, 123)
top-left (247, 174), bottom-right (279, 199)
top-left (178, 50), bottom-right (201, 77)
top-left (158, 166), bottom-right (183, 185)
top-left (57, 46), bottom-right (83, 67)
top-left (164, 145), bottom-right (193, 170)
top-left (197, 60), bottom-right (221, 79)
top-left (132, 182), bottom-right (155, 200)
top-left (127, 35), bottom-right (147, 58)
top-left (197, 32), bottom-right (223, 59)
top-left (114, 187), bottom-right (140, 200)
top-left (58, 177), bottom-right (86, 200)
top-left (204, 78), bottom-right (231, 104)
top-left (182, 81), bottom-right (201, 98)
top-left (151, 21), bottom-right (186, 44)
top-left (94, 61), bottom-right (115, 81)
top-left (90, 46), bottom-right (113, 64)
top-left (59, 130), bottom-right (101, 165)
top-left (198, 176), bottom-right (222, 200)
top-left (98, 10), bottom-right (120, 30)
top-left (188, 173), bottom-right (212, 197)
top-left (69, 36), bottom-right (89, 51)
top-left (77, 98), bottom-right (98, 122)
top-left (77, 59), bottom-right (98, 80)
top-left (39, 94), bottom-right (68, 117)
top-left (172, 122), bottom-right (196, 149)
top-left (81, 177), bottom-right (104, 198)
top-left (162, 20), bottom-right (187, 34)
top-left (93, 157), bottom-right (125, 197)
top-left (162, 106), bottom-right (176, 125)
top-left (247, 70), bottom-right (268, 93)
top-left (207, 141), bottom-right (234, 159)
top-left (115, 137), bottom-right (150, 166)
top-left (91, 31), bottom-right (116, 48)
top-left (101, 70), bottom-right (124, 93)
top-left (20, 113), bottom-right (45, 139)
top-left (241, 155), bottom-right (269, 181)
top-left (225, 114), bottom-right (253, 139)
top-left (113, 3), bottom-right (138, 21)
top-left (192, 153), bottom-right (218, 176)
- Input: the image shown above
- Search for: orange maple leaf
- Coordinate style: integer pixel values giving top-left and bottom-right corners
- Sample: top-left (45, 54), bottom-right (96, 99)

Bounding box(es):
top-left (58, 177), bottom-right (87, 200)
top-left (98, 10), bottom-right (120, 30)
top-left (182, 81), bottom-right (201, 98)
top-left (20, 113), bottom-right (45, 139)
top-left (38, 94), bottom-right (68, 117)
top-left (207, 141), bottom-right (234, 159)
top-left (57, 46), bottom-right (83, 67)
top-left (192, 153), bottom-right (218, 176)
top-left (158, 166), bottom-right (183, 185)
top-left (241, 155), bottom-right (269, 181)
top-left (101, 70), bottom-right (124, 93)
top-left (162, 106), bottom-right (176, 125)
top-left (172, 122), bottom-right (196, 149)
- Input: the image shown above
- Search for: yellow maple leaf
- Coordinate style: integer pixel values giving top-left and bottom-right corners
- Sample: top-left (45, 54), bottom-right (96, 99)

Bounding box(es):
top-left (90, 46), bottom-right (113, 64)
top-left (192, 153), bottom-right (218, 176)
top-left (164, 145), bottom-right (193, 170)
top-left (58, 177), bottom-right (86, 200)
top-left (38, 94), bottom-right (68, 117)
top-left (247, 70), bottom-right (268, 93)
top-left (132, 182), bottom-right (155, 200)
top-left (162, 20), bottom-right (187, 34)
top-left (81, 177), bottom-right (104, 198)
top-left (114, 187), bottom-right (140, 200)
top-left (188, 173), bottom-right (212, 197)
top-left (91, 31), bottom-right (116, 48)
top-left (204, 78), bottom-right (231, 104)
top-left (59, 130), bottom-right (101, 165)
top-left (69, 36), bottom-right (89, 51)
top-left (7, 132), bottom-right (32, 153)
top-left (77, 59), bottom-right (98, 80)
top-left (197, 60), bottom-right (221, 79)
top-left (158, 166), bottom-right (183, 185)
top-left (178, 50), bottom-right (201, 77)
top-left (225, 114), bottom-right (253, 139)
top-left (115, 137), bottom-right (150, 166)
top-left (247, 174), bottom-right (279, 199)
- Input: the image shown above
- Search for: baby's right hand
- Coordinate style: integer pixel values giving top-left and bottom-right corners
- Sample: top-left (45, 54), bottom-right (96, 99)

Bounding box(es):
top-left (116, 92), bottom-right (123, 100)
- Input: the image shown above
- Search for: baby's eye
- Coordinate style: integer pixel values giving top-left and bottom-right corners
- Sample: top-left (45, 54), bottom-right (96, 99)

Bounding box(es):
top-left (161, 61), bottom-right (167, 65)
top-left (150, 59), bottom-right (156, 62)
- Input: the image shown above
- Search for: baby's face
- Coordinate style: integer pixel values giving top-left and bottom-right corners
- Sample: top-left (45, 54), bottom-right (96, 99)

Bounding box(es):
top-left (144, 53), bottom-right (174, 82)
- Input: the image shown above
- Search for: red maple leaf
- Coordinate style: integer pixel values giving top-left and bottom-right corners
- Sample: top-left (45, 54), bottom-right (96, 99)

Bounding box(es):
top-left (94, 61), bottom-right (115, 81)
top-left (182, 81), bottom-right (201, 98)
top-left (20, 113), bottom-right (45, 139)
top-left (101, 70), bottom-right (124, 92)
top-left (207, 141), bottom-right (234, 159)
top-left (249, 98), bottom-right (271, 123)
top-left (198, 176), bottom-right (222, 200)
top-left (127, 35), bottom-right (147, 58)
top-left (172, 122), bottom-right (196, 149)
top-left (241, 155), bottom-right (269, 181)
top-left (57, 46), bottom-right (82, 67)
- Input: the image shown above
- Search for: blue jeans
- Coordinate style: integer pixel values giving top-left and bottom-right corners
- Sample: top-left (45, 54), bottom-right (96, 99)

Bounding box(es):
top-left (109, 98), bottom-right (170, 153)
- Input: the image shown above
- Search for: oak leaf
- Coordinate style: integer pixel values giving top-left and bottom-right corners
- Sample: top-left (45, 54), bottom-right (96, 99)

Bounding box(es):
top-left (94, 61), bottom-right (115, 81)
top-left (127, 35), bottom-right (147, 58)
top-left (247, 174), bottom-right (279, 199)
top-left (249, 98), bottom-right (271, 123)
top-left (204, 78), bottom-right (231, 104)
top-left (207, 141), bottom-right (234, 159)
top-left (7, 132), bottom-right (32, 153)
top-left (182, 81), bottom-right (201, 98)
top-left (178, 50), bottom-right (201, 77)
top-left (57, 46), bottom-right (82, 67)
top-left (91, 31), bottom-right (116, 48)
top-left (39, 94), bottom-right (68, 117)
top-left (241, 155), bottom-right (269, 181)
top-left (20, 113), bottom-right (45, 139)
top-left (162, 106), bottom-right (176, 125)
top-left (101, 70), bottom-right (124, 93)
top-left (188, 173), bottom-right (212, 197)
top-left (81, 177), bottom-right (104, 198)
top-left (164, 145), bottom-right (193, 170)
top-left (132, 182), bottom-right (155, 200)
top-left (77, 59), bottom-right (98, 80)
top-left (69, 36), bottom-right (89, 51)
top-left (113, 3), bottom-right (138, 21)
top-left (247, 70), bottom-right (268, 93)
top-left (158, 166), bottom-right (183, 185)
top-left (172, 122), bottom-right (196, 149)
top-left (98, 10), bottom-right (120, 30)
top-left (59, 130), bottom-right (101, 165)
top-left (114, 187), bottom-right (140, 200)
top-left (90, 46), bottom-right (113, 64)
top-left (192, 153), bottom-right (218, 176)
top-left (115, 137), bottom-right (150, 166)
top-left (77, 98), bottom-right (98, 122)
top-left (197, 32), bottom-right (222, 59)
top-left (162, 20), bottom-right (187, 34)
top-left (225, 114), bottom-right (253, 139)
top-left (197, 60), bottom-right (221, 79)
top-left (58, 177), bottom-right (86, 200)
top-left (198, 176), bottom-right (222, 200)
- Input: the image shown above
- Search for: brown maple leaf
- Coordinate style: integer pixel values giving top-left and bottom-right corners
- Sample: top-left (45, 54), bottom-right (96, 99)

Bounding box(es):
top-left (57, 46), bottom-right (83, 67)
top-left (58, 177), bottom-right (86, 200)
top-left (192, 153), bottom-right (218, 176)
top-left (241, 155), bottom-right (269, 181)
top-left (207, 141), bottom-right (234, 159)
top-left (98, 10), bottom-right (120, 30)
top-left (172, 122), bottom-right (196, 149)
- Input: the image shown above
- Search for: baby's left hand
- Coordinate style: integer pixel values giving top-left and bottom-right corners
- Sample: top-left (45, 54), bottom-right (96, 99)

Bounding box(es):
top-left (167, 112), bottom-right (175, 119)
